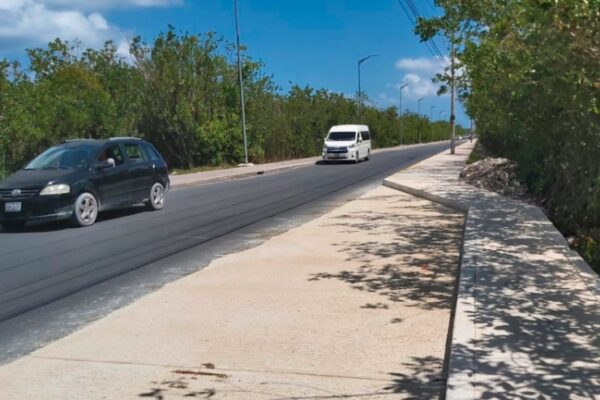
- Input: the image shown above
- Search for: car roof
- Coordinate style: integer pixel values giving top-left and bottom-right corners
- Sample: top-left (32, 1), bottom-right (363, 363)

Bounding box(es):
top-left (62, 137), bottom-right (146, 146)
top-left (329, 124), bottom-right (369, 132)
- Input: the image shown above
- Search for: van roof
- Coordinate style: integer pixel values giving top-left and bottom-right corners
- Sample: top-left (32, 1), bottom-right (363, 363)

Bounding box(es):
top-left (329, 124), bottom-right (369, 132)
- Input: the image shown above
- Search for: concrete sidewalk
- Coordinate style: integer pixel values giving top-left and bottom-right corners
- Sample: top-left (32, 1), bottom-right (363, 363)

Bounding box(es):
top-left (0, 171), bottom-right (464, 398)
top-left (384, 142), bottom-right (600, 399)
top-left (169, 142), bottom-right (446, 188)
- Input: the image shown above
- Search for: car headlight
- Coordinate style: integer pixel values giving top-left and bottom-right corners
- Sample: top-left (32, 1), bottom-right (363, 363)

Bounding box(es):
top-left (40, 184), bottom-right (70, 195)
top-left (348, 144), bottom-right (356, 149)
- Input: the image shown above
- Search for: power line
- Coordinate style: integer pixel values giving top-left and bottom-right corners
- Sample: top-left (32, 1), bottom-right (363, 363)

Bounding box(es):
top-left (396, 0), bottom-right (448, 70)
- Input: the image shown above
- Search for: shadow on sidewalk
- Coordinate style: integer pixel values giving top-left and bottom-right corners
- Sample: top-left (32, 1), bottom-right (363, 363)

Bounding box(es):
top-left (309, 195), bottom-right (465, 398)
top-left (449, 194), bottom-right (600, 399)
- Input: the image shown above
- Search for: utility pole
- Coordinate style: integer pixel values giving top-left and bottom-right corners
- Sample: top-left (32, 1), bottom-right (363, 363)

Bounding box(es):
top-left (234, 0), bottom-right (249, 165)
top-left (357, 54), bottom-right (378, 123)
top-left (450, 42), bottom-right (456, 154)
top-left (417, 97), bottom-right (424, 143)
top-left (399, 83), bottom-right (408, 145)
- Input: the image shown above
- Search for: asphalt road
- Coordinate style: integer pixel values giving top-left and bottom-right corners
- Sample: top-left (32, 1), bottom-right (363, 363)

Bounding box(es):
top-left (0, 141), bottom-right (452, 362)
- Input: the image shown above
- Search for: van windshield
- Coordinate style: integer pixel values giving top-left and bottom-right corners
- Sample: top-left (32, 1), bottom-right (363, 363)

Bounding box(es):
top-left (327, 132), bottom-right (356, 141)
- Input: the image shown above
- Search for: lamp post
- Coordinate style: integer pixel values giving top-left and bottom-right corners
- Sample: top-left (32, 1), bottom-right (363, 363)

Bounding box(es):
top-left (357, 54), bottom-right (378, 123)
top-left (234, 0), bottom-right (249, 165)
top-left (429, 105), bottom-right (436, 142)
top-left (417, 97), bottom-right (424, 143)
top-left (430, 105), bottom-right (436, 121)
top-left (399, 83), bottom-right (408, 145)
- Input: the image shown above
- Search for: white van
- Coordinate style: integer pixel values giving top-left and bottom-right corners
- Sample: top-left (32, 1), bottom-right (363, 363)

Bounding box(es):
top-left (322, 124), bottom-right (371, 163)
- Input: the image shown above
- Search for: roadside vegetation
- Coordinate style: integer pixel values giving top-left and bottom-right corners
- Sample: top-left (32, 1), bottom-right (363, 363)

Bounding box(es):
top-left (416, 1), bottom-right (600, 271)
top-left (0, 26), bottom-right (466, 179)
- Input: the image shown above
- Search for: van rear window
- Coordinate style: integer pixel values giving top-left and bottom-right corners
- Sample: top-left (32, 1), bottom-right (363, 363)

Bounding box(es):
top-left (328, 132), bottom-right (356, 141)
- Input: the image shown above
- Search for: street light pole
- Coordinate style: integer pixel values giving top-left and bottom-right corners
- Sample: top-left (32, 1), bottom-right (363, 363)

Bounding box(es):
top-left (417, 97), bottom-right (424, 143)
top-left (234, 0), bottom-right (249, 165)
top-left (429, 105), bottom-right (436, 142)
top-left (357, 54), bottom-right (378, 123)
top-left (399, 83), bottom-right (408, 145)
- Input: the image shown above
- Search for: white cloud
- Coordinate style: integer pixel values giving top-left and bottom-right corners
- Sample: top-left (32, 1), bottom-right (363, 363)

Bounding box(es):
top-left (395, 56), bottom-right (449, 74)
top-left (0, 2), bottom-right (114, 48)
top-left (390, 56), bottom-right (451, 101)
top-left (44, 0), bottom-right (181, 10)
top-left (0, 0), bottom-right (181, 52)
top-left (401, 73), bottom-right (440, 99)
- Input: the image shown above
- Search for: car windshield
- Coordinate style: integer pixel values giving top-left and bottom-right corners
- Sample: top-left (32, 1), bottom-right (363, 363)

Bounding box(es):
top-left (327, 131), bottom-right (356, 141)
top-left (25, 144), bottom-right (99, 170)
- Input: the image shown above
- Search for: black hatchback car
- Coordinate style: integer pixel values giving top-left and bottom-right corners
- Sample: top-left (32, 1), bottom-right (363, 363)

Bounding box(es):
top-left (0, 137), bottom-right (169, 229)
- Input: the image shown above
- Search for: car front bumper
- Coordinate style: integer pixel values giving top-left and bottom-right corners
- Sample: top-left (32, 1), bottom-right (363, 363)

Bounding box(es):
top-left (0, 195), bottom-right (74, 224)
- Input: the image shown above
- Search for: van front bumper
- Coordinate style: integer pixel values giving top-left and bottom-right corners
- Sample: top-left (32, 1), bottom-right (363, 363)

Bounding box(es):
top-left (322, 151), bottom-right (357, 161)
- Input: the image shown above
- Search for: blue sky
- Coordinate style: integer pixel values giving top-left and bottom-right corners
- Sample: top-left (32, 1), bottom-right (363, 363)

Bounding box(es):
top-left (0, 0), bottom-right (468, 125)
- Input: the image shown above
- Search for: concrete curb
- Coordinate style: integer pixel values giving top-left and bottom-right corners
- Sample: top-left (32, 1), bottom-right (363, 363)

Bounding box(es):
top-left (383, 148), bottom-right (476, 399)
top-left (382, 179), bottom-right (468, 213)
top-left (171, 162), bottom-right (311, 188)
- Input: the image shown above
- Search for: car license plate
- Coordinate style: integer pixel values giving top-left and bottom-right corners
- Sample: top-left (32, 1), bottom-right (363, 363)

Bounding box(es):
top-left (5, 202), bottom-right (22, 212)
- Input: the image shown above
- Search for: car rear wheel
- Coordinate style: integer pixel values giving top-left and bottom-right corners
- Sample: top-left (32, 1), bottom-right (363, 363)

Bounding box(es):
top-left (1, 221), bottom-right (26, 231)
top-left (365, 149), bottom-right (370, 161)
top-left (71, 192), bottom-right (98, 227)
top-left (145, 182), bottom-right (165, 211)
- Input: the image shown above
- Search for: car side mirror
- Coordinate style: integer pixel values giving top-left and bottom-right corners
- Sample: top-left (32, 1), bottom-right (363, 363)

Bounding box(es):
top-left (358, 138), bottom-right (363, 143)
top-left (96, 160), bottom-right (113, 170)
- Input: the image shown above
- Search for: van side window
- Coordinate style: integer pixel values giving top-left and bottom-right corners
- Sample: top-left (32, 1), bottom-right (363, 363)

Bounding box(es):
top-left (361, 131), bottom-right (370, 141)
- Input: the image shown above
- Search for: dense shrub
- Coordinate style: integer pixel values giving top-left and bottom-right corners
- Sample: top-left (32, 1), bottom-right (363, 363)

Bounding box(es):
top-left (417, 1), bottom-right (600, 271)
top-left (0, 27), bottom-right (465, 176)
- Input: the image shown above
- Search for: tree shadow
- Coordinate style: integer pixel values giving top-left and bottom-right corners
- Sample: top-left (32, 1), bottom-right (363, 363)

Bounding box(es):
top-left (383, 356), bottom-right (446, 400)
top-left (398, 171), bottom-right (600, 398)
top-left (309, 194), bottom-right (464, 398)
top-left (310, 202), bottom-right (464, 311)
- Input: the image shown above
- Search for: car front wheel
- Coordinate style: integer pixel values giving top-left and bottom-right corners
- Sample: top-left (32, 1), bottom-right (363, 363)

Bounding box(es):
top-left (146, 182), bottom-right (165, 211)
top-left (72, 192), bottom-right (98, 227)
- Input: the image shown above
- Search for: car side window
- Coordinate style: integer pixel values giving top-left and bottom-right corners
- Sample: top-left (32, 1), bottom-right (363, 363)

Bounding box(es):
top-left (142, 144), bottom-right (160, 161)
top-left (361, 131), bottom-right (370, 141)
top-left (124, 144), bottom-right (147, 163)
top-left (99, 145), bottom-right (125, 166)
